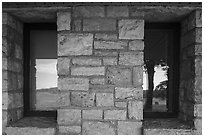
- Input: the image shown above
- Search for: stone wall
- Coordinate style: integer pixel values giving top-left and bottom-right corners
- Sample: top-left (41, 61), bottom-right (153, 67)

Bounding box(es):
top-left (57, 6), bottom-right (144, 135)
top-left (179, 9), bottom-right (202, 134)
top-left (2, 13), bottom-right (24, 131)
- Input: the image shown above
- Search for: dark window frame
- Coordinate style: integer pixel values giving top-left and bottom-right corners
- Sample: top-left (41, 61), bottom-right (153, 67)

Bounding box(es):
top-left (144, 23), bottom-right (180, 118)
top-left (23, 23), bottom-right (57, 117)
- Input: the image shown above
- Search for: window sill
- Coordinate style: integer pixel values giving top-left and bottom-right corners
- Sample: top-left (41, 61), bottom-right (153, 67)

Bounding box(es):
top-left (143, 118), bottom-right (199, 135)
top-left (4, 117), bottom-right (57, 135)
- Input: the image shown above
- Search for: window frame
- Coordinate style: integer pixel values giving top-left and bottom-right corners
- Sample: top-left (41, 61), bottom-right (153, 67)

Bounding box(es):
top-left (23, 23), bottom-right (57, 117)
top-left (143, 23), bottom-right (180, 118)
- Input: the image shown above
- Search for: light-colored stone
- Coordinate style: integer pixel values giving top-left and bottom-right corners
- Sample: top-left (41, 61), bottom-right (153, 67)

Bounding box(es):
top-left (90, 85), bottom-right (114, 93)
top-left (133, 66), bottom-right (143, 86)
top-left (58, 92), bottom-right (70, 107)
top-left (115, 87), bottom-right (143, 100)
top-left (82, 110), bottom-right (103, 119)
top-left (73, 6), bottom-right (105, 17)
top-left (72, 19), bottom-right (81, 31)
top-left (128, 101), bottom-right (143, 120)
top-left (129, 40), bottom-right (144, 51)
top-left (57, 12), bottom-right (71, 31)
top-left (71, 67), bottom-right (105, 76)
top-left (107, 6), bottom-right (129, 17)
top-left (95, 33), bottom-right (117, 40)
top-left (15, 44), bottom-right (23, 59)
top-left (83, 19), bottom-right (116, 31)
top-left (57, 58), bottom-right (70, 75)
top-left (59, 126), bottom-right (81, 134)
top-left (143, 128), bottom-right (195, 135)
top-left (58, 33), bottom-right (93, 56)
top-left (94, 51), bottom-right (118, 56)
top-left (119, 52), bottom-right (144, 66)
top-left (71, 92), bottom-right (95, 107)
top-left (58, 77), bottom-right (89, 91)
top-left (119, 19), bottom-right (144, 39)
top-left (94, 40), bottom-right (127, 49)
top-left (188, 10), bottom-right (202, 30)
top-left (82, 121), bottom-right (115, 135)
top-left (115, 102), bottom-right (127, 108)
top-left (96, 93), bottom-right (114, 107)
top-left (72, 58), bottom-right (101, 66)
top-left (194, 104), bottom-right (202, 117)
top-left (118, 121), bottom-right (142, 135)
top-left (104, 110), bottom-right (126, 120)
top-left (58, 109), bottom-right (81, 125)
top-left (103, 57), bottom-right (117, 65)
top-left (106, 67), bottom-right (132, 86)
top-left (90, 78), bottom-right (105, 85)
top-left (2, 92), bottom-right (23, 110)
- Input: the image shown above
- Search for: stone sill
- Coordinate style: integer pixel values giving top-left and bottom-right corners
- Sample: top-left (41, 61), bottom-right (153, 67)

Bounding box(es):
top-left (4, 117), bottom-right (57, 135)
top-left (143, 118), bottom-right (198, 135)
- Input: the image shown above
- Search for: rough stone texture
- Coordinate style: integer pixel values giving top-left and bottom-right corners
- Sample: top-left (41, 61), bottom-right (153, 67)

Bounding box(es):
top-left (119, 52), bottom-right (144, 66)
top-left (57, 12), bottom-right (71, 31)
top-left (58, 92), bottom-right (70, 107)
top-left (73, 6), bottom-right (105, 17)
top-left (72, 19), bottom-right (82, 31)
top-left (115, 102), bottom-right (127, 108)
top-left (83, 19), bottom-right (116, 31)
top-left (194, 104), bottom-right (202, 117)
top-left (119, 19), bottom-right (144, 39)
top-left (90, 78), bottom-right (105, 85)
top-left (144, 129), bottom-right (195, 135)
top-left (58, 126), bottom-right (81, 134)
top-left (103, 57), bottom-right (117, 65)
top-left (104, 110), bottom-right (126, 120)
top-left (106, 67), bottom-right (132, 86)
top-left (82, 121), bottom-right (115, 135)
top-left (57, 57), bottom-right (70, 75)
top-left (128, 101), bottom-right (143, 120)
top-left (72, 58), bottom-right (101, 66)
top-left (188, 10), bottom-right (202, 30)
top-left (107, 6), bottom-right (129, 17)
top-left (96, 93), bottom-right (114, 107)
top-left (129, 40), bottom-right (144, 51)
top-left (71, 92), bottom-right (95, 107)
top-left (35, 92), bottom-right (59, 110)
top-left (2, 92), bottom-right (23, 109)
top-left (94, 40), bottom-right (127, 49)
top-left (118, 121), bottom-right (142, 135)
top-left (58, 33), bottom-right (93, 56)
top-left (58, 77), bottom-right (89, 91)
top-left (58, 109), bottom-right (81, 125)
top-left (133, 66), bottom-right (143, 86)
top-left (115, 87), bottom-right (143, 100)
top-left (94, 51), bottom-right (118, 56)
top-left (71, 67), bottom-right (105, 76)
top-left (82, 110), bottom-right (103, 119)
top-left (90, 85), bottom-right (114, 93)
top-left (95, 33), bottom-right (117, 40)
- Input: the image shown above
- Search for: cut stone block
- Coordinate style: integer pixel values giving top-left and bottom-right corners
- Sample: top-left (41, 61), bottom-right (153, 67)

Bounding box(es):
top-left (104, 110), bottom-right (126, 120)
top-left (95, 33), bottom-right (117, 40)
top-left (72, 58), bottom-right (101, 66)
top-left (119, 52), bottom-right (144, 66)
top-left (71, 67), bottom-right (105, 76)
top-left (103, 57), bottom-right (117, 65)
top-left (118, 121), bottom-right (142, 135)
top-left (128, 101), bottom-right (143, 120)
top-left (115, 87), bottom-right (143, 100)
top-left (94, 40), bottom-right (127, 50)
top-left (71, 92), bottom-right (95, 107)
top-left (129, 40), bottom-right (144, 51)
top-left (96, 93), bottom-right (114, 107)
top-left (107, 6), bottom-right (129, 17)
top-left (82, 110), bottom-right (103, 119)
top-left (73, 6), bottom-right (105, 17)
top-left (90, 78), bottom-right (105, 85)
top-left (133, 66), bottom-right (143, 86)
top-left (58, 109), bottom-right (81, 125)
top-left (57, 58), bottom-right (70, 75)
top-left (59, 126), bottom-right (81, 134)
top-left (57, 12), bottom-right (71, 31)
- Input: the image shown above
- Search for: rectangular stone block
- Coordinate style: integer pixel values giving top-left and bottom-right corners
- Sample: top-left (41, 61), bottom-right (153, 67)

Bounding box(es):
top-left (73, 6), bottom-right (105, 17)
top-left (71, 92), bottom-right (95, 107)
top-left (82, 110), bottom-right (103, 119)
top-left (129, 40), bottom-right (144, 51)
top-left (82, 121), bottom-right (115, 135)
top-left (128, 101), bottom-right (143, 120)
top-left (118, 121), bottom-right (142, 135)
top-left (194, 104), bottom-right (202, 117)
top-left (133, 66), bottom-right (143, 86)
top-left (107, 6), bottom-right (129, 17)
top-left (58, 33), bottom-right (93, 56)
top-left (57, 57), bottom-right (70, 75)
top-left (104, 110), bottom-right (126, 120)
top-left (90, 78), bottom-right (105, 85)
top-left (119, 52), bottom-right (144, 66)
top-left (119, 19), bottom-right (144, 39)
top-left (57, 12), bottom-right (71, 31)
top-left (95, 33), bottom-right (117, 40)
top-left (72, 58), bottom-right (101, 66)
top-left (83, 19), bottom-right (116, 31)
top-left (59, 126), bottom-right (81, 134)
top-left (58, 109), bottom-right (81, 125)
top-left (35, 92), bottom-right (59, 110)
top-left (2, 92), bottom-right (23, 110)
top-left (58, 77), bottom-right (89, 91)
top-left (103, 57), bottom-right (117, 65)
top-left (115, 87), bottom-right (143, 100)
top-left (115, 102), bottom-right (127, 108)
top-left (96, 93), bottom-right (114, 107)
top-left (106, 67), bottom-right (132, 86)
top-left (71, 67), bottom-right (105, 76)
top-left (14, 44), bottom-right (23, 59)
top-left (94, 51), bottom-right (118, 56)
top-left (94, 41), bottom-right (127, 50)
top-left (90, 85), bottom-right (114, 93)
top-left (58, 92), bottom-right (70, 107)
top-left (188, 10), bottom-right (202, 30)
